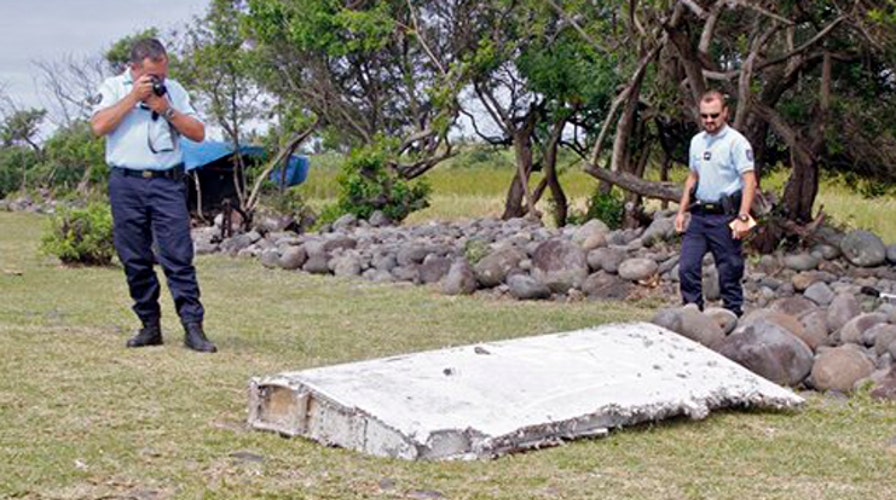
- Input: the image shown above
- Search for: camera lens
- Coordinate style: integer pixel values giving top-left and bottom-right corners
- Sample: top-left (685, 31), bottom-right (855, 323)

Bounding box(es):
top-left (150, 76), bottom-right (167, 97)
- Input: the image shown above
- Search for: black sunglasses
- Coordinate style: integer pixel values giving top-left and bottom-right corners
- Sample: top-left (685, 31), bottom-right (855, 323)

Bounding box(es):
top-left (700, 112), bottom-right (721, 119)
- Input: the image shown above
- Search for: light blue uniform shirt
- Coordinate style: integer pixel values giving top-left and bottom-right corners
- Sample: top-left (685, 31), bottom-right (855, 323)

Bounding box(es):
top-left (688, 125), bottom-right (754, 202)
top-left (92, 71), bottom-right (200, 170)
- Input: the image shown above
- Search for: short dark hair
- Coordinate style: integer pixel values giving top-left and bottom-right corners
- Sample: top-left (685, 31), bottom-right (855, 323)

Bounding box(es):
top-left (129, 38), bottom-right (167, 64)
top-left (700, 90), bottom-right (728, 108)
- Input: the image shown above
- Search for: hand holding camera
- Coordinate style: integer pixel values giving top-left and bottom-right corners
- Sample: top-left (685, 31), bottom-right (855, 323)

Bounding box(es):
top-left (134, 75), bottom-right (171, 120)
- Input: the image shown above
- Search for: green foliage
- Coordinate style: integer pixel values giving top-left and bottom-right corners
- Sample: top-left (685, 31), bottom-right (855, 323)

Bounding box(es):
top-left (837, 171), bottom-right (894, 199)
top-left (40, 202), bottom-right (115, 266)
top-left (314, 202), bottom-right (343, 228)
top-left (35, 121), bottom-right (106, 192)
top-left (333, 143), bottom-right (431, 223)
top-left (568, 187), bottom-right (625, 229)
top-left (0, 146), bottom-right (40, 199)
top-left (104, 28), bottom-right (160, 73)
top-left (463, 237), bottom-right (490, 266)
top-left (1, 108), bottom-right (46, 149)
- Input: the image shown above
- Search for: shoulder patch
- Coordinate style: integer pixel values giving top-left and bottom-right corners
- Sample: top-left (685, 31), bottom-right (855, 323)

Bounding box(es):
top-left (746, 149), bottom-right (754, 162)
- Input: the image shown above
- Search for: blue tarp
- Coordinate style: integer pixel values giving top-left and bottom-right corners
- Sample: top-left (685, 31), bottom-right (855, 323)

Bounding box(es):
top-left (180, 139), bottom-right (309, 187)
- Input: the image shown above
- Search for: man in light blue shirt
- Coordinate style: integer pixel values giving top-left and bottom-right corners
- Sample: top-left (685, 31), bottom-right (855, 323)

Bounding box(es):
top-left (674, 90), bottom-right (756, 316)
top-left (91, 38), bottom-right (216, 353)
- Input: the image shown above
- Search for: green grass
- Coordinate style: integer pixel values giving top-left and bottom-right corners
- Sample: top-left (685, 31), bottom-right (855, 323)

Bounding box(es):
top-left (2, 211), bottom-right (896, 499)
top-left (296, 151), bottom-right (896, 241)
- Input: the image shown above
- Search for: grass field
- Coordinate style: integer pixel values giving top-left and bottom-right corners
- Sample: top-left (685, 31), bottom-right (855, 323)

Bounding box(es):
top-left (2, 203), bottom-right (896, 498)
top-left (296, 151), bottom-right (896, 242)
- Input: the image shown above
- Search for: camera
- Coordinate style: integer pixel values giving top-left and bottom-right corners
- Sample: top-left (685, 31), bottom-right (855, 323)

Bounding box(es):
top-left (149, 75), bottom-right (167, 97)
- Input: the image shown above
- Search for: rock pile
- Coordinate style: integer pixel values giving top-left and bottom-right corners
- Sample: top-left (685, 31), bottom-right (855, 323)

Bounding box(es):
top-left (195, 210), bottom-right (896, 399)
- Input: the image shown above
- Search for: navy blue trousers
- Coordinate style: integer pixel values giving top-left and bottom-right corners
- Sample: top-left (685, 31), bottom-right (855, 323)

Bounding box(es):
top-left (679, 213), bottom-right (744, 315)
top-left (108, 170), bottom-right (204, 325)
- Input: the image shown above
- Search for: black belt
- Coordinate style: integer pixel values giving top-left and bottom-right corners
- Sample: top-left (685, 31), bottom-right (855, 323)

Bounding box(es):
top-left (689, 202), bottom-right (726, 215)
top-left (112, 164), bottom-right (185, 180)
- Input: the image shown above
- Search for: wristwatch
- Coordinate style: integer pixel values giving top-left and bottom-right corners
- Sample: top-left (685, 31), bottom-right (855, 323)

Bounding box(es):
top-left (737, 213), bottom-right (750, 222)
top-left (162, 107), bottom-right (176, 121)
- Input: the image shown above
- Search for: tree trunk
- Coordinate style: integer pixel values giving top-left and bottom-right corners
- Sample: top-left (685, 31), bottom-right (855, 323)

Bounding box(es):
top-left (543, 116), bottom-right (568, 226)
top-left (502, 132), bottom-right (534, 219)
top-left (781, 156), bottom-right (818, 223)
top-left (502, 116), bottom-right (539, 220)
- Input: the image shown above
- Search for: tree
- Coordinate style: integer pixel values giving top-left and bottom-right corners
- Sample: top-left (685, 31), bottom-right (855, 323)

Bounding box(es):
top-left (174, 0), bottom-right (269, 215)
top-left (32, 54), bottom-right (109, 128)
top-left (553, 0), bottom-right (896, 243)
top-left (243, 0), bottom-right (469, 178)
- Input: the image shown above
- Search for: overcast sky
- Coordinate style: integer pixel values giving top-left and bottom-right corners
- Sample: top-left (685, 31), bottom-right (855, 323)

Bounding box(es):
top-left (0, 0), bottom-right (209, 111)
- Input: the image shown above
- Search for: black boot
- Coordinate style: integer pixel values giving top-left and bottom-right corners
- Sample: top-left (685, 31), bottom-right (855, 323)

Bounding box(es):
top-left (127, 319), bottom-right (163, 348)
top-left (183, 322), bottom-right (217, 353)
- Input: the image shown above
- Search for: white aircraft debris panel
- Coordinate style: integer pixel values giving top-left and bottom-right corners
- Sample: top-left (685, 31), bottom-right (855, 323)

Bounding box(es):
top-left (248, 322), bottom-right (804, 460)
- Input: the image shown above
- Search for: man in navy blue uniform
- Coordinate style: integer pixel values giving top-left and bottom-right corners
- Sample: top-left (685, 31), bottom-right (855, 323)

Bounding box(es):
top-left (91, 38), bottom-right (216, 352)
top-left (675, 90), bottom-right (756, 317)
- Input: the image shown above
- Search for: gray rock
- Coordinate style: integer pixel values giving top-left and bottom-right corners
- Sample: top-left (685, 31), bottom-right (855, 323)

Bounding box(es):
top-left (617, 258), bottom-right (659, 282)
top-left (369, 210), bottom-right (392, 228)
top-left (739, 310), bottom-right (807, 348)
top-left (397, 245), bottom-right (431, 267)
top-left (811, 243), bottom-right (841, 260)
top-left (756, 254), bottom-right (781, 274)
top-left (702, 267), bottom-right (721, 302)
top-left (332, 254), bottom-right (362, 277)
top-left (869, 367), bottom-right (896, 401)
top-left (191, 227), bottom-right (220, 255)
top-left (803, 281), bottom-right (835, 306)
top-left (322, 236), bottom-right (357, 253)
top-left (757, 276), bottom-right (783, 290)
top-left (254, 214), bottom-right (295, 234)
top-left (419, 255), bottom-right (452, 284)
top-left (506, 274), bottom-right (551, 300)
top-left (792, 271), bottom-right (823, 292)
top-left (367, 269), bottom-right (394, 283)
top-left (391, 265), bottom-right (420, 283)
top-left (303, 254), bottom-right (331, 274)
top-left (332, 213), bottom-right (359, 230)
top-left (658, 255), bottom-right (679, 275)
top-left (651, 308), bottom-right (684, 334)
top-left (278, 246), bottom-right (308, 270)
top-left (586, 247), bottom-right (627, 274)
top-left (704, 307), bottom-right (738, 335)
top-left (810, 346), bottom-right (875, 392)
top-left (194, 240), bottom-right (219, 255)
top-left (260, 248), bottom-right (280, 269)
top-left (798, 309), bottom-right (831, 351)
top-left (640, 217), bottom-right (675, 247)
top-left (827, 293), bottom-right (861, 333)
top-left (473, 247), bottom-right (526, 288)
top-left (531, 239), bottom-right (588, 293)
top-left (220, 233), bottom-right (256, 256)
top-left (716, 320), bottom-right (814, 386)
top-left (372, 253), bottom-right (398, 273)
top-left (840, 230), bottom-right (887, 267)
top-left (783, 253), bottom-right (819, 272)
top-left (572, 219), bottom-right (610, 247)
top-left (440, 259), bottom-right (477, 295)
top-left (581, 272), bottom-right (632, 300)
top-left (864, 324), bottom-right (896, 354)
top-left (679, 305), bottom-right (726, 349)
top-left (769, 296), bottom-right (818, 318)
top-left (839, 313), bottom-right (887, 345)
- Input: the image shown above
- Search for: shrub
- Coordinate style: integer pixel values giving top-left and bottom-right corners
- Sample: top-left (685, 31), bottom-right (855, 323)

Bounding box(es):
top-left (41, 202), bottom-right (115, 265)
top-left (567, 187), bottom-right (625, 229)
top-left (334, 144), bottom-right (431, 223)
